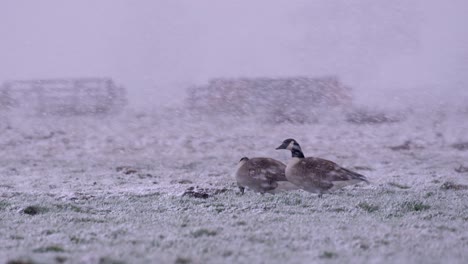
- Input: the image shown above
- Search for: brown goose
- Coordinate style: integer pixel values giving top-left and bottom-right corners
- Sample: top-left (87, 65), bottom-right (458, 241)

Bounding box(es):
top-left (276, 138), bottom-right (369, 197)
top-left (235, 157), bottom-right (297, 194)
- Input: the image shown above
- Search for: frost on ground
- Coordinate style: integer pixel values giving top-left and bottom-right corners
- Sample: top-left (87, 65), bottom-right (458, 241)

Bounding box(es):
top-left (0, 108), bottom-right (468, 264)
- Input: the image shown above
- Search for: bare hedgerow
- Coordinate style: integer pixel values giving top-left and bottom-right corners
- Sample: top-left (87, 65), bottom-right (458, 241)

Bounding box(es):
top-left (186, 76), bottom-right (353, 124)
top-left (346, 107), bottom-right (404, 124)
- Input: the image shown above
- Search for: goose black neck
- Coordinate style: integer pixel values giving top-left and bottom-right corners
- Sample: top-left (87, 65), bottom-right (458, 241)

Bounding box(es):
top-left (291, 148), bottom-right (305, 158)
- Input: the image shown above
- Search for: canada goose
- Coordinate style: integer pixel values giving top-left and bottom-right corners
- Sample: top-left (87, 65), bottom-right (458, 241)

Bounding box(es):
top-left (235, 157), bottom-right (296, 194)
top-left (276, 138), bottom-right (369, 197)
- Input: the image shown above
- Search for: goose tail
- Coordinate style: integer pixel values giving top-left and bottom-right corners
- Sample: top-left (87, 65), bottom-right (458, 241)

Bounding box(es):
top-left (343, 168), bottom-right (370, 184)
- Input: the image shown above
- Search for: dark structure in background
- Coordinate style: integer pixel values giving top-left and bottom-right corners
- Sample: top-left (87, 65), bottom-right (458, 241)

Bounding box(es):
top-left (186, 76), bottom-right (353, 123)
top-left (0, 78), bottom-right (126, 116)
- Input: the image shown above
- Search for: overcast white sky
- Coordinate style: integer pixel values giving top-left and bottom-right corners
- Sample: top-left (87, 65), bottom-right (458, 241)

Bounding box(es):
top-left (1, 0), bottom-right (467, 107)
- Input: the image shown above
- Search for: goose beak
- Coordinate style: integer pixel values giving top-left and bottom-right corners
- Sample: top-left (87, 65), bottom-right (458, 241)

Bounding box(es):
top-left (276, 143), bottom-right (287, 150)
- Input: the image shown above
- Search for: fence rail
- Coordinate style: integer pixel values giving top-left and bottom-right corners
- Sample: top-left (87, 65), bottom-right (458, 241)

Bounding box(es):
top-left (0, 78), bottom-right (126, 116)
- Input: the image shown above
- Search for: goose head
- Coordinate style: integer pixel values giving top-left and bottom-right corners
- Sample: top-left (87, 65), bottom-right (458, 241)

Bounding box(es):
top-left (239, 157), bottom-right (249, 162)
top-left (276, 138), bottom-right (305, 158)
top-left (276, 138), bottom-right (300, 150)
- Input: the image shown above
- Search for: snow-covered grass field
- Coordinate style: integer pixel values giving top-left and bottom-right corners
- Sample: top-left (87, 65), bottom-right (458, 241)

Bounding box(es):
top-left (1, 108), bottom-right (468, 264)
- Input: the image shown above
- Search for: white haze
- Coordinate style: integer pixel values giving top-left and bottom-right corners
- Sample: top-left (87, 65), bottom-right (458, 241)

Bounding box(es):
top-left (2, 2), bottom-right (468, 263)
top-left (1, 0), bottom-right (467, 109)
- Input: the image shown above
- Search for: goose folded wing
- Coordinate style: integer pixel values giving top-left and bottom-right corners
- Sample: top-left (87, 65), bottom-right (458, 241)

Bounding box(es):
top-left (253, 159), bottom-right (287, 182)
top-left (304, 158), bottom-right (365, 182)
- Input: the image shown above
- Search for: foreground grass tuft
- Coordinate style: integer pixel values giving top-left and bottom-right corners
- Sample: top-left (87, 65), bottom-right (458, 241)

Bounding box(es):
top-left (401, 201), bottom-right (431, 212)
top-left (22, 205), bottom-right (48, 215)
top-left (388, 182), bottom-right (411, 189)
top-left (6, 258), bottom-right (38, 264)
top-left (319, 251), bottom-right (338, 259)
top-left (55, 203), bottom-right (88, 213)
top-left (440, 181), bottom-right (468, 190)
top-left (191, 228), bottom-right (218, 238)
top-left (174, 257), bottom-right (192, 264)
top-left (329, 207), bottom-right (347, 213)
top-left (98, 257), bottom-right (126, 264)
top-left (424, 192), bottom-right (434, 198)
top-left (281, 197), bottom-right (302, 206)
top-left (357, 202), bottom-right (379, 213)
top-left (33, 245), bottom-right (65, 253)
top-left (0, 200), bottom-right (10, 210)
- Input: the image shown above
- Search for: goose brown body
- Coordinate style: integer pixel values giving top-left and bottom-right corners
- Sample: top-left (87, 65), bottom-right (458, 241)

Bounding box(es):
top-left (235, 157), bottom-right (291, 194)
top-left (277, 138), bottom-right (369, 196)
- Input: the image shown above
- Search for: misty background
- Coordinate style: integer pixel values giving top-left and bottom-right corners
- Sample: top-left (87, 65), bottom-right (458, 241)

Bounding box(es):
top-left (1, 0), bottom-right (467, 109)
top-left (2, 2), bottom-right (468, 263)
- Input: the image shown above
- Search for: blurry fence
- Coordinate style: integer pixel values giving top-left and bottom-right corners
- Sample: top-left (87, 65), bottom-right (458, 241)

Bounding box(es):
top-left (0, 78), bottom-right (126, 116)
top-left (186, 76), bottom-right (353, 123)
